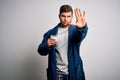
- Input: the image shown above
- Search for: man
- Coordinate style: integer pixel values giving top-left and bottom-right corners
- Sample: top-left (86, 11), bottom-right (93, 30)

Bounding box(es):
top-left (38, 5), bottom-right (88, 80)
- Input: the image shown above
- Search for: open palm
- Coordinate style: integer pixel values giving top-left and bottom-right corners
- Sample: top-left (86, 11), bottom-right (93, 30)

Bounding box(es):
top-left (70, 8), bottom-right (86, 28)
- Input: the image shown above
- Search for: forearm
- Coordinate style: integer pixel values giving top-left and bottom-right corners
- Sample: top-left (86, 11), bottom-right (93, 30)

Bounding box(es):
top-left (75, 24), bottom-right (88, 42)
top-left (37, 43), bottom-right (51, 56)
top-left (37, 31), bottom-right (52, 56)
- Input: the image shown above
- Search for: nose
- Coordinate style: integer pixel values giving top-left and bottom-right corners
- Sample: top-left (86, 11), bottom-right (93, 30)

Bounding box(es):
top-left (64, 17), bottom-right (67, 21)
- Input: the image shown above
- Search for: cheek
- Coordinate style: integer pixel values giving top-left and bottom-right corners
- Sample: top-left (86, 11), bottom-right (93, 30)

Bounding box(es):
top-left (68, 18), bottom-right (72, 22)
top-left (60, 17), bottom-right (65, 22)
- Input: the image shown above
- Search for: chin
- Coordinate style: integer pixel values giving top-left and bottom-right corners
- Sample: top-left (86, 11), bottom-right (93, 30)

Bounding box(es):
top-left (62, 23), bottom-right (69, 27)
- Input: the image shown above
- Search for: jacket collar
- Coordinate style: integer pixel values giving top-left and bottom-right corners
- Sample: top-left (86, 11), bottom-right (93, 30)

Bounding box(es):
top-left (51, 23), bottom-right (74, 33)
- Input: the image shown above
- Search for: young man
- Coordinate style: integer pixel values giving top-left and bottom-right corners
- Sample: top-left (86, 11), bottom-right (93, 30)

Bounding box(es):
top-left (38, 5), bottom-right (88, 80)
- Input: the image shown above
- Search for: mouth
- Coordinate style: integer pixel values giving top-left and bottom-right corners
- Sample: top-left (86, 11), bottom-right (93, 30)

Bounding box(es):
top-left (63, 21), bottom-right (68, 25)
top-left (61, 22), bottom-right (69, 27)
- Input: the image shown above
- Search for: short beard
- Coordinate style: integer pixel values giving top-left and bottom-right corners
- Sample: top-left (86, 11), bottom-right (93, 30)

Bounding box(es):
top-left (60, 23), bottom-right (70, 28)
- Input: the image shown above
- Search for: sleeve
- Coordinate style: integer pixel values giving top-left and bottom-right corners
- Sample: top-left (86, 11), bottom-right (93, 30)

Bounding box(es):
top-left (37, 31), bottom-right (52, 56)
top-left (74, 24), bottom-right (88, 43)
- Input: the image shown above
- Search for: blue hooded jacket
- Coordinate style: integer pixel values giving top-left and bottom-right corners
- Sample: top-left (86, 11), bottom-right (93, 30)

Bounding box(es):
top-left (38, 23), bottom-right (88, 80)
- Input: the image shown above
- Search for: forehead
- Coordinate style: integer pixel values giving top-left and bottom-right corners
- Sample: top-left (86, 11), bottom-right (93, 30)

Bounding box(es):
top-left (60, 11), bottom-right (72, 16)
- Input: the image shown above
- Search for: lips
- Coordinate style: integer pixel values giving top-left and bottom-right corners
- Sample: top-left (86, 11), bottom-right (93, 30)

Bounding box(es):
top-left (63, 21), bottom-right (68, 24)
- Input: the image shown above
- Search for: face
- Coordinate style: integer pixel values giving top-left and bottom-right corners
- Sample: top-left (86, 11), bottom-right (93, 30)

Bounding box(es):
top-left (59, 11), bottom-right (73, 27)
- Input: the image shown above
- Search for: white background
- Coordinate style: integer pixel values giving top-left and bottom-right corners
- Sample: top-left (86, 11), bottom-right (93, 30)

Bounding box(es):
top-left (0, 0), bottom-right (120, 80)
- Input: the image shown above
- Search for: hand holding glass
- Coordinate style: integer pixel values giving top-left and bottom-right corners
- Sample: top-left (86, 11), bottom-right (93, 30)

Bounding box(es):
top-left (47, 35), bottom-right (57, 47)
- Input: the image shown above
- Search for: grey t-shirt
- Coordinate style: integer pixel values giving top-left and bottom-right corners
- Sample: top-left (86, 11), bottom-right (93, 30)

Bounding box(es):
top-left (55, 26), bottom-right (69, 74)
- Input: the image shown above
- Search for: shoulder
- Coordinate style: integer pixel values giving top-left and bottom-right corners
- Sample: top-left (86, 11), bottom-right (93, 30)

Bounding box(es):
top-left (69, 25), bottom-right (77, 31)
top-left (44, 24), bottom-right (59, 36)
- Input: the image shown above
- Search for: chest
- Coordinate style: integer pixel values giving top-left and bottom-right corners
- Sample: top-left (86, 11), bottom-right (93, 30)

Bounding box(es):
top-left (56, 27), bottom-right (68, 47)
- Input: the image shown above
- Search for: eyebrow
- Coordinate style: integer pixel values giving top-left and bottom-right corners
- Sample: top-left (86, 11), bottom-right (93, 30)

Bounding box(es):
top-left (61, 15), bottom-right (71, 17)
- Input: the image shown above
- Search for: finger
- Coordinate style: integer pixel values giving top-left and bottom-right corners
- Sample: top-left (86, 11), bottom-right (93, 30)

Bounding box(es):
top-left (50, 39), bottom-right (57, 43)
top-left (76, 8), bottom-right (81, 17)
top-left (83, 10), bottom-right (86, 25)
top-left (48, 39), bottom-right (54, 43)
top-left (78, 8), bottom-right (82, 17)
top-left (83, 10), bottom-right (86, 19)
top-left (50, 39), bottom-right (55, 43)
top-left (74, 8), bottom-right (79, 19)
top-left (50, 39), bottom-right (56, 44)
top-left (47, 39), bottom-right (51, 47)
top-left (50, 38), bottom-right (56, 40)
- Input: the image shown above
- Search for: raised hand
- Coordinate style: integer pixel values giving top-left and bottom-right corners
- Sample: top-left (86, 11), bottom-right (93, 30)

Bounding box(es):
top-left (70, 8), bottom-right (86, 28)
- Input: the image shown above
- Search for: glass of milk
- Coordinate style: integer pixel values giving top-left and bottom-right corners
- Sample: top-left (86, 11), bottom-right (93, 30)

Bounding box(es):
top-left (50, 35), bottom-right (57, 42)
